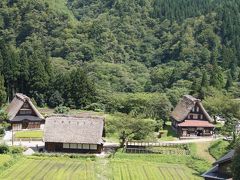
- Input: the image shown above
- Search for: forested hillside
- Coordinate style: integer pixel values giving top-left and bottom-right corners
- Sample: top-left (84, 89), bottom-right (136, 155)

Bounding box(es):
top-left (0, 0), bottom-right (240, 111)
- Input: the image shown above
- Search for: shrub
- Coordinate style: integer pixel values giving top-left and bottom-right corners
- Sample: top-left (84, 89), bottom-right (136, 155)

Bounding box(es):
top-left (10, 146), bottom-right (25, 154)
top-left (54, 105), bottom-right (70, 114)
top-left (0, 144), bottom-right (9, 154)
top-left (0, 128), bottom-right (4, 137)
top-left (48, 91), bottom-right (64, 108)
top-left (0, 110), bottom-right (8, 121)
top-left (84, 103), bottom-right (104, 112)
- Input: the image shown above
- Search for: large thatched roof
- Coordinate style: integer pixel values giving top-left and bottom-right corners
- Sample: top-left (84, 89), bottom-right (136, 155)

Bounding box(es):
top-left (44, 115), bottom-right (104, 144)
top-left (171, 95), bottom-right (213, 122)
top-left (6, 93), bottom-right (44, 121)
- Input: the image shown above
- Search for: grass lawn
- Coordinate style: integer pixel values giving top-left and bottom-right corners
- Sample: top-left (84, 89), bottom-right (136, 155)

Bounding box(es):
top-left (194, 142), bottom-right (216, 163)
top-left (14, 131), bottom-right (43, 139)
top-left (0, 155), bottom-right (12, 167)
top-left (0, 156), bottom-right (202, 180)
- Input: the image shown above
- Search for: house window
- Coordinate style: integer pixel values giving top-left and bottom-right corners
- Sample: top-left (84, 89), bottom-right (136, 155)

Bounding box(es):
top-left (28, 122), bottom-right (40, 129)
top-left (19, 109), bottom-right (32, 115)
top-left (82, 144), bottom-right (89, 149)
top-left (192, 107), bottom-right (195, 112)
top-left (63, 143), bottom-right (70, 149)
top-left (12, 124), bottom-right (22, 130)
top-left (198, 115), bottom-right (203, 120)
top-left (22, 103), bottom-right (30, 108)
top-left (70, 144), bottom-right (78, 149)
top-left (90, 145), bottom-right (97, 150)
top-left (78, 144), bottom-right (83, 149)
top-left (196, 106), bottom-right (199, 112)
top-left (193, 114), bottom-right (198, 119)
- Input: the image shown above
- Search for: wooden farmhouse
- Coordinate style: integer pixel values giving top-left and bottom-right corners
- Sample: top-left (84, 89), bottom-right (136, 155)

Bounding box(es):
top-left (44, 115), bottom-right (104, 153)
top-left (6, 93), bottom-right (45, 130)
top-left (171, 95), bottom-right (214, 137)
top-left (202, 150), bottom-right (234, 180)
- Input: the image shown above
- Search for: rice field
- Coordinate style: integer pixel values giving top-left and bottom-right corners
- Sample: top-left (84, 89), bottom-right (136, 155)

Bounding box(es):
top-left (0, 156), bottom-right (202, 180)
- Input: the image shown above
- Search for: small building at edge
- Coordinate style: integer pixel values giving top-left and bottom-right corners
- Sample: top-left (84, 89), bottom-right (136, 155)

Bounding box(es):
top-left (6, 93), bottom-right (45, 130)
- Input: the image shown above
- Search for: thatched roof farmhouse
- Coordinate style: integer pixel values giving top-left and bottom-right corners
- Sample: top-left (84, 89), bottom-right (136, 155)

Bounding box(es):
top-left (44, 115), bottom-right (104, 153)
top-left (171, 95), bottom-right (214, 137)
top-left (6, 93), bottom-right (44, 130)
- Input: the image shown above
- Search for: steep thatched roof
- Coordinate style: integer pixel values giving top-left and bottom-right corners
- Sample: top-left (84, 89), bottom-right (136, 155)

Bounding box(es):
top-left (44, 115), bottom-right (104, 144)
top-left (6, 93), bottom-right (44, 121)
top-left (171, 95), bottom-right (213, 122)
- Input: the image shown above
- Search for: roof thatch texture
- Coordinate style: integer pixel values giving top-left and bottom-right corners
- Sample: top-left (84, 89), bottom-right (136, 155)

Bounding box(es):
top-left (44, 115), bottom-right (104, 144)
top-left (6, 93), bottom-right (44, 121)
top-left (171, 95), bottom-right (213, 122)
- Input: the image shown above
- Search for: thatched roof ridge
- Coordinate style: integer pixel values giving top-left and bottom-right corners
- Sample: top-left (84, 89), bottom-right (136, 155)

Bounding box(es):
top-left (44, 115), bottom-right (104, 144)
top-left (6, 93), bottom-right (44, 120)
top-left (171, 95), bottom-right (213, 122)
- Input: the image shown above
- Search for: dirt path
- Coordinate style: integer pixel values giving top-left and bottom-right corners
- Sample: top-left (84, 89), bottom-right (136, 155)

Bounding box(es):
top-left (195, 142), bottom-right (215, 163)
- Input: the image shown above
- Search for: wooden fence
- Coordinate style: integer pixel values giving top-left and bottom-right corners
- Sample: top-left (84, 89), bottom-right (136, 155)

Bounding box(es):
top-left (125, 141), bottom-right (190, 155)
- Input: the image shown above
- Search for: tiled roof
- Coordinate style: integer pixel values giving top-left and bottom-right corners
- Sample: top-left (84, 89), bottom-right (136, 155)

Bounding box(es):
top-left (178, 120), bottom-right (215, 127)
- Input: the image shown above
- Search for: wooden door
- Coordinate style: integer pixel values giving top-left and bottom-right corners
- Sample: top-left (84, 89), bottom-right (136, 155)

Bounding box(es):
top-left (22, 122), bottom-right (28, 129)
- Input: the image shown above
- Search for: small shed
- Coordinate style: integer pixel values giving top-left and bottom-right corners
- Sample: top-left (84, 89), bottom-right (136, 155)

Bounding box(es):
top-left (202, 150), bottom-right (234, 180)
top-left (6, 93), bottom-right (44, 130)
top-left (44, 115), bottom-right (104, 153)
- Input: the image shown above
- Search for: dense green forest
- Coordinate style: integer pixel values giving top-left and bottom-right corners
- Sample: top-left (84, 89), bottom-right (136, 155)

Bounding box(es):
top-left (0, 0), bottom-right (240, 119)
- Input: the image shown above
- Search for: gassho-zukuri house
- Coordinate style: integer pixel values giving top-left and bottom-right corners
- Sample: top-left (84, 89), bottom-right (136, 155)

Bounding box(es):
top-left (6, 93), bottom-right (45, 130)
top-left (44, 115), bottom-right (104, 153)
top-left (171, 95), bottom-right (215, 137)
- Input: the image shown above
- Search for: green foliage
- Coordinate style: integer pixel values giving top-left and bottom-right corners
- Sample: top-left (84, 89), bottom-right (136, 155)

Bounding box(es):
top-left (106, 114), bottom-right (156, 146)
top-left (54, 105), bottom-right (70, 114)
top-left (104, 93), bottom-right (172, 121)
top-left (208, 140), bottom-right (230, 160)
top-left (48, 91), bottom-right (64, 108)
top-left (0, 144), bottom-right (9, 154)
top-left (203, 90), bottom-right (240, 120)
top-left (0, 110), bottom-right (8, 121)
top-left (0, 0), bottom-right (240, 119)
top-left (9, 146), bottom-right (25, 154)
top-left (0, 75), bottom-right (6, 107)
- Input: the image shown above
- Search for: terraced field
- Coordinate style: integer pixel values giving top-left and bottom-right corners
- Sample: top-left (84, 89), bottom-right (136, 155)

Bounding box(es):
top-left (0, 156), bottom-right (201, 180)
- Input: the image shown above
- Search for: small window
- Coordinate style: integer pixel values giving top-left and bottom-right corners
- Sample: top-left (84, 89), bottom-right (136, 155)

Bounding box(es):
top-left (90, 145), bottom-right (97, 150)
top-left (78, 144), bottom-right (82, 149)
top-left (82, 144), bottom-right (89, 149)
top-left (22, 103), bottom-right (30, 108)
top-left (196, 106), bottom-right (199, 112)
top-left (70, 144), bottom-right (77, 149)
top-left (63, 143), bottom-right (70, 149)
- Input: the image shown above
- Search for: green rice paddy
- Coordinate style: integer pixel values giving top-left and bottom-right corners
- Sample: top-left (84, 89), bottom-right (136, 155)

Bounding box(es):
top-left (0, 156), bottom-right (201, 180)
